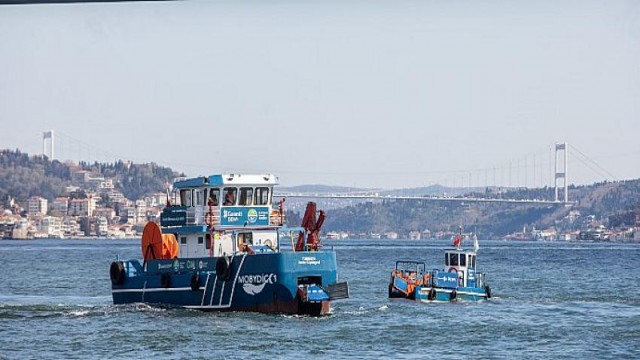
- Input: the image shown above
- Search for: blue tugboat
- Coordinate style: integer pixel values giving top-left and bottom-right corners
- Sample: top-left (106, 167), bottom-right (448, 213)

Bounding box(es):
top-left (110, 174), bottom-right (349, 316)
top-left (388, 230), bottom-right (491, 302)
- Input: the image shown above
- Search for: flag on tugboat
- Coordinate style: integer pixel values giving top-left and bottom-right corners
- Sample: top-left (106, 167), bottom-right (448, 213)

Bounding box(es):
top-left (453, 234), bottom-right (462, 248)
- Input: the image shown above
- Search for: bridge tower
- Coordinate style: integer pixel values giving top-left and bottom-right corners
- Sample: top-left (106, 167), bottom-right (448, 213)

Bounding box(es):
top-left (554, 142), bottom-right (568, 203)
top-left (43, 130), bottom-right (54, 160)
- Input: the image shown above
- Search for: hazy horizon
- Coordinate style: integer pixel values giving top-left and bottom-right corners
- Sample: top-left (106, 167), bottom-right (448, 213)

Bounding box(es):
top-left (1, 1), bottom-right (639, 189)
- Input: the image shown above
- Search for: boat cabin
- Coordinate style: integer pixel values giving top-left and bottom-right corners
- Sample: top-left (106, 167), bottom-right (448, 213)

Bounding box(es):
top-left (443, 249), bottom-right (478, 288)
top-left (159, 174), bottom-right (285, 258)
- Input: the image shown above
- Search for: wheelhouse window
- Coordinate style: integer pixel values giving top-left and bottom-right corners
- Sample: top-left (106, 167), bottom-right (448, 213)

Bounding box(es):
top-left (206, 234), bottom-right (212, 249)
top-left (195, 190), bottom-right (204, 206)
top-left (255, 187), bottom-right (269, 205)
top-left (180, 237), bottom-right (187, 245)
top-left (445, 253), bottom-right (449, 266)
top-left (471, 255), bottom-right (476, 268)
top-left (208, 188), bottom-right (220, 206)
top-left (239, 187), bottom-right (253, 206)
top-left (460, 253), bottom-right (467, 266)
top-left (449, 253), bottom-right (459, 266)
top-left (223, 187), bottom-right (237, 206)
top-left (180, 189), bottom-right (192, 207)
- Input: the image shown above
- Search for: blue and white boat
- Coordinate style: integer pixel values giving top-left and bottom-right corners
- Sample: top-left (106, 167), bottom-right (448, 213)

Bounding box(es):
top-left (110, 174), bottom-right (349, 316)
top-left (388, 230), bottom-right (491, 302)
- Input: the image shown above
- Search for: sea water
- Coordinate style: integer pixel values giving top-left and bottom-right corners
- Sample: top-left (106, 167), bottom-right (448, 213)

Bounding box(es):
top-left (1, 239), bottom-right (639, 359)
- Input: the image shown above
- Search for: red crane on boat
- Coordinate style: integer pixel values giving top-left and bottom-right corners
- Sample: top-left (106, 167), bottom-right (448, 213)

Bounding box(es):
top-left (295, 202), bottom-right (325, 252)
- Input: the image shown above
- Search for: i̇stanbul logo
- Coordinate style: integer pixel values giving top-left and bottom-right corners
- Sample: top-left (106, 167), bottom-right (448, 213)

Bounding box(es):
top-left (247, 209), bottom-right (258, 223)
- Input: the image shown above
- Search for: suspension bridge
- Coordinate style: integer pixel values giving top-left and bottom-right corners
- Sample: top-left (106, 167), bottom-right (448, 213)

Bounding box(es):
top-left (273, 192), bottom-right (569, 205)
top-left (42, 130), bottom-right (618, 206)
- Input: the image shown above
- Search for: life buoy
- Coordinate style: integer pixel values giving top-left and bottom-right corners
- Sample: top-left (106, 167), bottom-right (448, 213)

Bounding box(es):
top-left (216, 256), bottom-right (231, 281)
top-left (448, 267), bottom-right (457, 273)
top-left (190, 273), bottom-right (200, 291)
top-left (264, 239), bottom-right (273, 250)
top-left (450, 289), bottom-right (457, 300)
top-left (160, 272), bottom-right (171, 288)
top-left (109, 261), bottom-right (125, 285)
top-left (428, 288), bottom-right (436, 301)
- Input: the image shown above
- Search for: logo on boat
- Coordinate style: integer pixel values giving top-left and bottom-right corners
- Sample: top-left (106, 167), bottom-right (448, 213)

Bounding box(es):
top-left (223, 209), bottom-right (243, 223)
top-left (247, 209), bottom-right (258, 223)
top-left (173, 259), bottom-right (179, 272)
top-left (238, 273), bottom-right (277, 295)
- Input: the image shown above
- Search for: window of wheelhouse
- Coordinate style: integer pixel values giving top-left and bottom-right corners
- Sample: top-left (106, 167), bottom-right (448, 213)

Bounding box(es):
top-left (459, 253), bottom-right (467, 266)
top-left (207, 188), bottom-right (220, 206)
top-left (205, 233), bottom-right (212, 250)
top-left (239, 187), bottom-right (253, 206)
top-left (195, 189), bottom-right (204, 207)
top-left (180, 189), bottom-right (192, 207)
top-left (449, 253), bottom-right (459, 266)
top-left (471, 255), bottom-right (476, 268)
top-left (223, 187), bottom-right (237, 206)
top-left (255, 187), bottom-right (270, 205)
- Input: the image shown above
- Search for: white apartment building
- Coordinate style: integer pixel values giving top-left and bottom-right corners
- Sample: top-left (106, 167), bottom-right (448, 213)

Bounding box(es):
top-left (39, 216), bottom-right (62, 237)
top-left (68, 197), bottom-right (98, 217)
top-left (96, 216), bottom-right (108, 236)
top-left (145, 193), bottom-right (167, 208)
top-left (51, 197), bottom-right (69, 214)
top-left (28, 196), bottom-right (48, 215)
top-left (99, 179), bottom-right (115, 191)
top-left (62, 217), bottom-right (81, 237)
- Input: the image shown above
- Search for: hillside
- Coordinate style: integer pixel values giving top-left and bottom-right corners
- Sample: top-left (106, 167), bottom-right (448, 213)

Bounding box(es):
top-left (1, 148), bottom-right (638, 237)
top-left (322, 181), bottom-right (640, 237)
top-left (0, 149), bottom-right (181, 204)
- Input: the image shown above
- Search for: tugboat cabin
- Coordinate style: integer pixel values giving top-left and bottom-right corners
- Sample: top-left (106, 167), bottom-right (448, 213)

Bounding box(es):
top-left (161, 174), bottom-right (284, 258)
top-left (443, 249), bottom-right (482, 288)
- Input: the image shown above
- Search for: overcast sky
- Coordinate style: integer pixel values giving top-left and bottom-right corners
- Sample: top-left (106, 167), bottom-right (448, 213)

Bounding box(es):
top-left (1, 0), bottom-right (638, 189)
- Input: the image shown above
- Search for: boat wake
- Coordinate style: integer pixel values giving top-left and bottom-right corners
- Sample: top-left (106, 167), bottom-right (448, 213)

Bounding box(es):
top-left (0, 303), bottom-right (109, 320)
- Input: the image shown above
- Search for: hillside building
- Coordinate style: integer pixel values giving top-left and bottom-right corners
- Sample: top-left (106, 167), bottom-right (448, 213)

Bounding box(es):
top-left (28, 196), bottom-right (47, 215)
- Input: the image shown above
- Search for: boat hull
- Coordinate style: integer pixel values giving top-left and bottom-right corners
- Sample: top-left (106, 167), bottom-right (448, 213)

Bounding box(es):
top-left (390, 284), bottom-right (489, 302)
top-left (111, 251), bottom-right (340, 316)
top-left (414, 286), bottom-right (489, 302)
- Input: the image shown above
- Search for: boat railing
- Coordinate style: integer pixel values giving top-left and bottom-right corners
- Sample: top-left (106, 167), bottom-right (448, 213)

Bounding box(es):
top-left (186, 208), bottom-right (197, 224)
top-left (476, 272), bottom-right (487, 288)
top-left (183, 208), bottom-right (222, 226)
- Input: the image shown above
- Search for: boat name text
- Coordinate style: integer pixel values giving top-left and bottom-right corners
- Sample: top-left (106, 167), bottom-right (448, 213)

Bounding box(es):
top-left (298, 256), bottom-right (321, 265)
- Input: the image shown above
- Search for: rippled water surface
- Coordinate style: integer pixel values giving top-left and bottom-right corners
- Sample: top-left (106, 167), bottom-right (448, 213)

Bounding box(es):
top-left (1, 239), bottom-right (639, 359)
